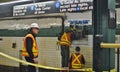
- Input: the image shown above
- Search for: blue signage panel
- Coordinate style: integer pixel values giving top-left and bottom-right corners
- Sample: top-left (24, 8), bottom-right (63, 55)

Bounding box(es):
top-left (68, 20), bottom-right (90, 25)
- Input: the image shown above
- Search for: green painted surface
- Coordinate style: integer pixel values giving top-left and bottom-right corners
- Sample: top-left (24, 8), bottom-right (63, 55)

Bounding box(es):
top-left (0, 27), bottom-right (61, 37)
top-left (1, 25), bottom-right (120, 37)
top-left (93, 0), bottom-right (115, 71)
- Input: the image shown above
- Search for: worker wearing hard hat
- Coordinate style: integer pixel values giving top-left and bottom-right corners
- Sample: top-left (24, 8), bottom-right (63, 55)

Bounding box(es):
top-left (58, 25), bottom-right (75, 69)
top-left (22, 23), bottom-right (39, 72)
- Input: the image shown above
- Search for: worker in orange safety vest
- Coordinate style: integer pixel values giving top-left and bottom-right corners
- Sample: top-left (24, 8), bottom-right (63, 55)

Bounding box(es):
top-left (22, 23), bottom-right (39, 72)
top-left (59, 25), bottom-right (75, 68)
top-left (69, 46), bottom-right (85, 69)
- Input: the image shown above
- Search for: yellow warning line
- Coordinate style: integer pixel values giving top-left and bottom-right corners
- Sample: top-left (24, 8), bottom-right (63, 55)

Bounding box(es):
top-left (0, 52), bottom-right (92, 71)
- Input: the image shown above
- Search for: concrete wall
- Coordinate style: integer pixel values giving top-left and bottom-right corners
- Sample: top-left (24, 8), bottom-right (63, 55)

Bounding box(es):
top-left (2, 35), bottom-right (120, 68)
top-left (0, 18), bottom-right (62, 67)
top-left (116, 8), bottom-right (120, 23)
top-left (0, 37), bottom-right (61, 67)
top-left (66, 8), bottom-right (120, 24)
top-left (0, 12), bottom-right (93, 68)
top-left (0, 18), bottom-right (62, 30)
top-left (38, 37), bottom-right (61, 67)
top-left (0, 37), bottom-right (21, 67)
top-left (0, 35), bottom-right (93, 68)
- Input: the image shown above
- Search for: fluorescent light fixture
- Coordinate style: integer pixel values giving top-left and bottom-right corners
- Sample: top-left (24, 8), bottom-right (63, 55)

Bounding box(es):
top-left (0, 0), bottom-right (31, 5)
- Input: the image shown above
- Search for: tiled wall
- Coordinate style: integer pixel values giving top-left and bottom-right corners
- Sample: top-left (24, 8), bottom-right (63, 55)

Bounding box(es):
top-left (38, 37), bottom-right (61, 67)
top-left (0, 37), bottom-right (20, 67)
top-left (0, 37), bottom-right (61, 68)
top-left (0, 35), bottom-right (93, 68)
top-left (71, 35), bottom-right (93, 68)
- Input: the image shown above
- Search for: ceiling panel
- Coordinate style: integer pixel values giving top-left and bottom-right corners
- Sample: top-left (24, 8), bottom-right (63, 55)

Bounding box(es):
top-left (0, 0), bottom-right (15, 2)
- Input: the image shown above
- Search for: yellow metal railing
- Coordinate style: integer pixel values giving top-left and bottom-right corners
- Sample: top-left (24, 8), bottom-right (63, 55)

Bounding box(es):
top-left (0, 52), bottom-right (92, 71)
top-left (100, 42), bottom-right (119, 72)
top-left (101, 43), bottom-right (120, 48)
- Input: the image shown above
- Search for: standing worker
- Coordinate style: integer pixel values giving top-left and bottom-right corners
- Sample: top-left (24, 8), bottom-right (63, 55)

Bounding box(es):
top-left (59, 25), bottom-right (75, 69)
top-left (69, 46), bottom-right (85, 69)
top-left (22, 23), bottom-right (39, 72)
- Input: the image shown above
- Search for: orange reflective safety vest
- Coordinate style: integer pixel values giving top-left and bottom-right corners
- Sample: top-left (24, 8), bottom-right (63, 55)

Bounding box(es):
top-left (22, 34), bottom-right (38, 57)
top-left (72, 54), bottom-right (82, 69)
top-left (59, 32), bottom-right (71, 46)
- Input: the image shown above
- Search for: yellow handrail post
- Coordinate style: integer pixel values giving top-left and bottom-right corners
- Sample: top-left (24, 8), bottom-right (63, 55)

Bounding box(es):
top-left (100, 42), bottom-right (120, 72)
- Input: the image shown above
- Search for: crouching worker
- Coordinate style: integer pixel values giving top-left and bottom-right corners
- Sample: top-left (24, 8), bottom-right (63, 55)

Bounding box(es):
top-left (69, 46), bottom-right (85, 69)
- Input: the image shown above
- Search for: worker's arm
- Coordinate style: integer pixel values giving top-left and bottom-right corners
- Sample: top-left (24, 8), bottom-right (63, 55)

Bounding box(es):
top-left (57, 32), bottom-right (63, 41)
top-left (70, 31), bottom-right (76, 41)
top-left (69, 56), bottom-right (72, 63)
top-left (65, 29), bottom-right (75, 41)
top-left (81, 55), bottom-right (86, 64)
top-left (26, 37), bottom-right (34, 59)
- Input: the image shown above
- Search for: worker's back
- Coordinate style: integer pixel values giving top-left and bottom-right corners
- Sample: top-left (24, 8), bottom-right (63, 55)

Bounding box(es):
top-left (69, 53), bottom-right (85, 69)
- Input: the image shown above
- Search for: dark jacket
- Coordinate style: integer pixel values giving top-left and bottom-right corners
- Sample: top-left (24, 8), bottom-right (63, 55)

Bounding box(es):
top-left (25, 31), bottom-right (37, 59)
top-left (58, 28), bottom-right (75, 41)
top-left (65, 28), bottom-right (76, 42)
top-left (69, 53), bottom-right (86, 65)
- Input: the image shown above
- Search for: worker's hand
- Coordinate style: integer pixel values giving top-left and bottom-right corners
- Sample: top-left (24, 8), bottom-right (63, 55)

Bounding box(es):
top-left (57, 41), bottom-right (60, 45)
top-left (68, 62), bottom-right (71, 69)
top-left (33, 58), bottom-right (38, 64)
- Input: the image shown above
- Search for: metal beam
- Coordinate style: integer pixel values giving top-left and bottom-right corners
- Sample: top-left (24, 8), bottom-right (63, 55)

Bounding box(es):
top-left (93, 0), bottom-right (115, 71)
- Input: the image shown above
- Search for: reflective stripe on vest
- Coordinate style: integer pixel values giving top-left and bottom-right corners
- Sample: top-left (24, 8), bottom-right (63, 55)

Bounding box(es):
top-left (22, 34), bottom-right (38, 57)
top-left (72, 54), bottom-right (82, 69)
top-left (59, 32), bottom-right (71, 46)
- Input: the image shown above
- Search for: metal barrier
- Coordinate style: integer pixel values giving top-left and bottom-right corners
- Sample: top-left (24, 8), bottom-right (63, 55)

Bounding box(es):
top-left (100, 43), bottom-right (120, 72)
top-left (101, 43), bottom-right (120, 48)
top-left (0, 52), bottom-right (92, 72)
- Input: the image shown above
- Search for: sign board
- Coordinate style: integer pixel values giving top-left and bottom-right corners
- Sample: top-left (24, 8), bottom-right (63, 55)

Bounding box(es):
top-left (58, 0), bottom-right (93, 12)
top-left (13, 0), bottom-right (93, 16)
top-left (108, 10), bottom-right (116, 29)
top-left (68, 20), bottom-right (90, 25)
top-left (13, 1), bottom-right (59, 16)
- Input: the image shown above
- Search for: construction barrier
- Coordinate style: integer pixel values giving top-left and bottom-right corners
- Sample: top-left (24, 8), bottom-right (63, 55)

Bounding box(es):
top-left (0, 52), bottom-right (92, 72)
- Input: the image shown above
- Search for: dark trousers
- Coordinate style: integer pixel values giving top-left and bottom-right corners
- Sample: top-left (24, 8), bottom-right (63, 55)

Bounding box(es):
top-left (61, 45), bottom-right (70, 67)
top-left (25, 57), bottom-right (36, 72)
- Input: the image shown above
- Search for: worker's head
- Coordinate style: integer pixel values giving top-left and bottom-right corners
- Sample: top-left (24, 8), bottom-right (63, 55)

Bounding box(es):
top-left (70, 25), bottom-right (74, 28)
top-left (75, 25), bottom-right (79, 29)
top-left (30, 23), bottom-right (39, 35)
top-left (75, 46), bottom-right (80, 52)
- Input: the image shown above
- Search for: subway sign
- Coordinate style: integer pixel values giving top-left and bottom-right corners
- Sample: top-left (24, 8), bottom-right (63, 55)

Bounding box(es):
top-left (68, 20), bottom-right (91, 25)
top-left (58, 0), bottom-right (93, 12)
top-left (13, 0), bottom-right (93, 16)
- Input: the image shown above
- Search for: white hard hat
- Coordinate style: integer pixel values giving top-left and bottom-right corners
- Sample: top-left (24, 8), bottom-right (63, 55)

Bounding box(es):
top-left (30, 23), bottom-right (39, 29)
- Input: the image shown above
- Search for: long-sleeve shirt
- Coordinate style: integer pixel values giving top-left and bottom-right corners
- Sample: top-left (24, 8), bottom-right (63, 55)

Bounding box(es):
top-left (26, 37), bottom-right (34, 59)
top-left (25, 33), bottom-right (36, 59)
